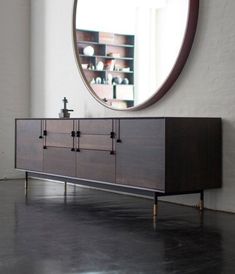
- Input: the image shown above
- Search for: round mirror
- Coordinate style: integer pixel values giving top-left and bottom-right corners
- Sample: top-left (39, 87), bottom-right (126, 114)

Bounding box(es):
top-left (73, 0), bottom-right (199, 110)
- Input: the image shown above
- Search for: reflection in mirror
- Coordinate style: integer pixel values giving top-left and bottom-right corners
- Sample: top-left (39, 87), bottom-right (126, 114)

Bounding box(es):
top-left (73, 0), bottom-right (198, 110)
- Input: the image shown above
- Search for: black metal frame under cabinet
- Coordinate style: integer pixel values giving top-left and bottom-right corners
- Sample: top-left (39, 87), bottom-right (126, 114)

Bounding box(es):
top-left (15, 117), bottom-right (222, 218)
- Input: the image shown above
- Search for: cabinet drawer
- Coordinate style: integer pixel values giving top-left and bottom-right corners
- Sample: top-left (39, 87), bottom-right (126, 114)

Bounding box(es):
top-left (79, 119), bottom-right (113, 135)
top-left (46, 120), bottom-right (73, 133)
top-left (46, 133), bottom-right (73, 148)
top-left (80, 135), bottom-right (112, 151)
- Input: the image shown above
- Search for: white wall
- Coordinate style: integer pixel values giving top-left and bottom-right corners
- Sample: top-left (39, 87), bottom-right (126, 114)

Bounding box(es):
top-left (30, 0), bottom-right (235, 213)
top-left (0, 0), bottom-right (30, 179)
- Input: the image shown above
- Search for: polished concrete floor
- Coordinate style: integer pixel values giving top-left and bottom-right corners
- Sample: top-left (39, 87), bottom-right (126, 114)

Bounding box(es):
top-left (0, 179), bottom-right (235, 274)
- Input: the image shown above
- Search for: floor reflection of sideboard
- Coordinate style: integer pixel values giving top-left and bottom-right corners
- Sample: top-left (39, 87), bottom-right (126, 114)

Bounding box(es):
top-left (15, 117), bottom-right (222, 216)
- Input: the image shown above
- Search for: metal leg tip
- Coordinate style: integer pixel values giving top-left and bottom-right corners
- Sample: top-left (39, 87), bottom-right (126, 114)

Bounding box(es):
top-left (153, 204), bottom-right (158, 217)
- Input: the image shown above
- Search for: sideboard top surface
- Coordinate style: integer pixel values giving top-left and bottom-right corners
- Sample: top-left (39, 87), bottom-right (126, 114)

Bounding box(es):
top-left (15, 117), bottom-right (221, 121)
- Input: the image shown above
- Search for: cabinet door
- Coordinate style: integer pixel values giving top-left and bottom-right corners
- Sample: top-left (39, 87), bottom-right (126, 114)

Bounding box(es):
top-left (43, 147), bottom-right (76, 177)
top-left (45, 120), bottom-right (74, 148)
top-left (16, 120), bottom-right (43, 172)
top-left (76, 150), bottom-right (115, 183)
top-left (116, 119), bottom-right (165, 190)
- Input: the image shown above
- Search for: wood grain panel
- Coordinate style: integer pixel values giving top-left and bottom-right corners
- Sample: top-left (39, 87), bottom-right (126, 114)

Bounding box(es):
top-left (46, 133), bottom-right (73, 148)
top-left (165, 118), bottom-right (222, 192)
top-left (206, 118), bottom-right (222, 188)
top-left (76, 150), bottom-right (115, 183)
top-left (43, 147), bottom-right (76, 177)
top-left (16, 120), bottom-right (43, 171)
top-left (80, 119), bottom-right (112, 135)
top-left (46, 120), bottom-right (73, 133)
top-left (80, 134), bottom-right (112, 151)
top-left (116, 119), bottom-right (165, 190)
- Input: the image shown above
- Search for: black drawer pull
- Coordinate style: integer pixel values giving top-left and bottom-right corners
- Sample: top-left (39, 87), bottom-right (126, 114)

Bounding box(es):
top-left (43, 145), bottom-right (47, 149)
top-left (43, 130), bottom-right (47, 136)
top-left (71, 131), bottom-right (75, 137)
top-left (110, 151), bottom-right (115, 155)
top-left (76, 148), bottom-right (80, 152)
top-left (39, 135), bottom-right (43, 139)
top-left (110, 131), bottom-right (115, 139)
top-left (71, 148), bottom-right (75, 151)
top-left (76, 131), bottom-right (80, 137)
top-left (117, 139), bottom-right (122, 143)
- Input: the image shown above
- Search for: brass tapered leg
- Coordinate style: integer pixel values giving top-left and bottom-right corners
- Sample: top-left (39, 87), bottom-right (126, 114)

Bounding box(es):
top-left (153, 193), bottom-right (158, 217)
top-left (64, 182), bottom-right (67, 195)
top-left (153, 204), bottom-right (158, 217)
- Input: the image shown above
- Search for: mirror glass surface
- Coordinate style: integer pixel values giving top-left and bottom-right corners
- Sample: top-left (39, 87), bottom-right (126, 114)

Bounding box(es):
top-left (73, 0), bottom-right (197, 110)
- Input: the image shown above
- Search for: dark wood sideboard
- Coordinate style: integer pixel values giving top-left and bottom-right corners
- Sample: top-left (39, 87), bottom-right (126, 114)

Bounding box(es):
top-left (15, 117), bottom-right (222, 216)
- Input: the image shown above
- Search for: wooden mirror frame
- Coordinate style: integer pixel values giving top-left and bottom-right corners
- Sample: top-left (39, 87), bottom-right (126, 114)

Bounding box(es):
top-left (72, 0), bottom-right (199, 111)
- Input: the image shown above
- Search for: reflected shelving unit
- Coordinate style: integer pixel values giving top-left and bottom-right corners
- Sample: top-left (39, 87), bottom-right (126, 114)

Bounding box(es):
top-left (75, 29), bottom-right (135, 108)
